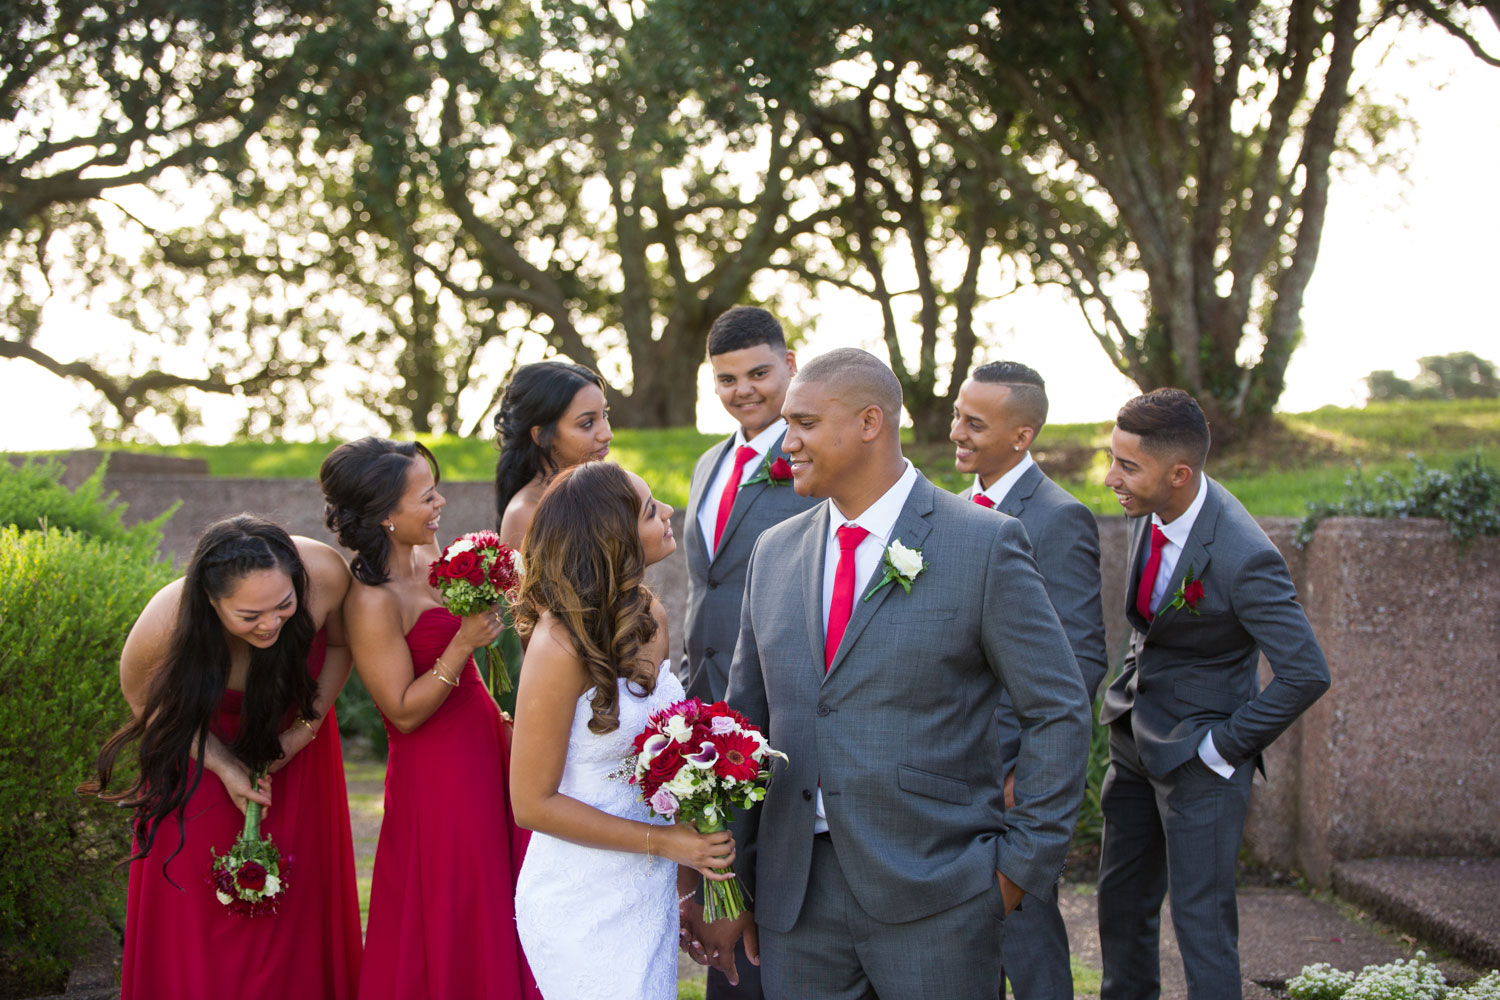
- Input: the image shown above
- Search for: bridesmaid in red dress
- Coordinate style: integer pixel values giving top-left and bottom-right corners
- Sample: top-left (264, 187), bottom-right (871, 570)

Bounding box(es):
top-left (83, 515), bottom-right (362, 1000)
top-left (320, 437), bottom-right (540, 1000)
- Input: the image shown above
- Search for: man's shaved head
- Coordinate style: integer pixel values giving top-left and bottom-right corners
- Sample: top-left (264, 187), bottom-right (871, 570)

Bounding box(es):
top-left (792, 348), bottom-right (903, 424)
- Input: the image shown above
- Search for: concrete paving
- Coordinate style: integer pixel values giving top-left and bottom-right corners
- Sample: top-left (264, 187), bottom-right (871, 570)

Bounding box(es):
top-left (1333, 858), bottom-right (1500, 970)
top-left (1060, 881), bottom-right (1485, 1000)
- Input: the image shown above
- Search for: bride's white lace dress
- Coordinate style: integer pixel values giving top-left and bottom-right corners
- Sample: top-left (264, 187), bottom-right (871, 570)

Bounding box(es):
top-left (515, 660), bottom-right (683, 999)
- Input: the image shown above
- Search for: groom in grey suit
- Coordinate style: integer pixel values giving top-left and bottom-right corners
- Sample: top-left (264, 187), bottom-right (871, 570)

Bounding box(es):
top-left (954, 361), bottom-right (1107, 1000)
top-left (678, 306), bottom-right (816, 999)
top-left (719, 348), bottom-right (1092, 999)
top-left (1097, 389), bottom-right (1330, 1000)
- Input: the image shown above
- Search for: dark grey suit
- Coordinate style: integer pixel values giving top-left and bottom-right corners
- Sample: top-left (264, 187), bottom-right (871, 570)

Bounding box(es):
top-left (964, 463), bottom-right (1106, 1000)
top-left (1097, 478), bottom-right (1330, 1000)
top-left (681, 430), bottom-right (814, 1000)
top-left (680, 430), bottom-right (816, 706)
top-left (727, 474), bottom-right (1092, 999)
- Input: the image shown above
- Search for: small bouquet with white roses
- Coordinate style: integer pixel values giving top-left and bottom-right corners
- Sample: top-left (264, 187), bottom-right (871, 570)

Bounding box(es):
top-left (427, 530), bottom-right (522, 693)
top-left (627, 698), bottom-right (786, 922)
top-left (208, 769), bottom-right (286, 916)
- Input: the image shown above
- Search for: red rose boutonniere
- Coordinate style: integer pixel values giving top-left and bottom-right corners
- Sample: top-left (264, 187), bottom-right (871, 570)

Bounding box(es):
top-left (1167, 565), bottom-right (1204, 615)
top-left (744, 453), bottom-right (793, 487)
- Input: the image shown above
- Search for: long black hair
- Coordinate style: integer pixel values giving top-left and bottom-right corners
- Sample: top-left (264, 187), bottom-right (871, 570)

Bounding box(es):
top-left (320, 437), bottom-right (439, 585)
top-left (82, 515), bottom-right (319, 874)
top-left (493, 361), bottom-right (607, 528)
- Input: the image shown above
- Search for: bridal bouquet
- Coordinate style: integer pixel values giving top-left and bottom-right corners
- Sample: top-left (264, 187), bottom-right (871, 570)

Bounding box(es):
top-left (209, 769), bottom-right (286, 917)
top-left (428, 531), bottom-right (522, 693)
top-left (627, 699), bottom-right (786, 922)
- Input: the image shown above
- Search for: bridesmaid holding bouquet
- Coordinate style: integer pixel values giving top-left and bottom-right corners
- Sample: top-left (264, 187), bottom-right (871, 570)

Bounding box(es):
top-left (321, 437), bottom-right (540, 1000)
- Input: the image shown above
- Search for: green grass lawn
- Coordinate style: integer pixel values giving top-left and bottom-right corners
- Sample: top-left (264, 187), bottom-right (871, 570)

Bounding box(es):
top-left (49, 399), bottom-right (1498, 517)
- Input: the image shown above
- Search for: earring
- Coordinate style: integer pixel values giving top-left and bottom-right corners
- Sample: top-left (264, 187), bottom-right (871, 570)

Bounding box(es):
top-left (385, 524), bottom-right (394, 532)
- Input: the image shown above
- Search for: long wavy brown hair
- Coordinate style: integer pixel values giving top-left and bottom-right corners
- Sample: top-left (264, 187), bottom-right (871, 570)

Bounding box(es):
top-left (514, 462), bottom-right (659, 734)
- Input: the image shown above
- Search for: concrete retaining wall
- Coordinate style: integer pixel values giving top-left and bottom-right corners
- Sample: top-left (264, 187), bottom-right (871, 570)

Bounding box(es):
top-left (64, 455), bottom-right (1500, 882)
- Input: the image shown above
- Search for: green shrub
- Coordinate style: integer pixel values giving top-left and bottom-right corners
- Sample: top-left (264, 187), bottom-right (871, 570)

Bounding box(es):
top-left (0, 525), bottom-right (176, 993)
top-left (1071, 715), bottom-right (1110, 853)
top-left (0, 457), bottom-right (174, 553)
top-left (335, 669), bottom-right (389, 761)
top-left (1295, 453), bottom-right (1500, 549)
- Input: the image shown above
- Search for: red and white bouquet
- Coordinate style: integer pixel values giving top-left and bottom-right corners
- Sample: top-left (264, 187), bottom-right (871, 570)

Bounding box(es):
top-left (209, 769), bottom-right (286, 917)
top-left (628, 698), bottom-right (786, 922)
top-left (428, 530), bottom-right (522, 693)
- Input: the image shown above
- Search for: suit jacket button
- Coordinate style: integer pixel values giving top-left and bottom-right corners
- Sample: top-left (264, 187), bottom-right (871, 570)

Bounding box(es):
top-left (816, 704), bottom-right (831, 717)
top-left (707, 579), bottom-right (719, 589)
top-left (704, 647), bottom-right (716, 658)
top-left (802, 789), bottom-right (813, 801)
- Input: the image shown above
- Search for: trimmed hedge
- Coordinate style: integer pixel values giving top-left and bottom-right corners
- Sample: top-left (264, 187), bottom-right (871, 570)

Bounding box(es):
top-left (0, 464), bottom-right (177, 994)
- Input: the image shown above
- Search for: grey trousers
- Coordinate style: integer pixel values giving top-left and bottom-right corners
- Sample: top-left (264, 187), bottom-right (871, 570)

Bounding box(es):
top-left (760, 835), bottom-right (1007, 1000)
top-left (1001, 878), bottom-right (1074, 999)
top-left (1097, 720), bottom-right (1253, 1000)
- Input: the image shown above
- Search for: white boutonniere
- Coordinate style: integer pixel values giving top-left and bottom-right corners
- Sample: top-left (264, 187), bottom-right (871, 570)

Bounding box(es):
top-left (864, 539), bottom-right (927, 601)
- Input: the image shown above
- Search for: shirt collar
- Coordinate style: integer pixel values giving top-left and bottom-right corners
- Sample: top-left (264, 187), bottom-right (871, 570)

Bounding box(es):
top-left (734, 417), bottom-right (788, 456)
top-left (1152, 473), bottom-right (1209, 547)
top-left (827, 460), bottom-right (919, 548)
top-left (975, 452), bottom-right (1036, 506)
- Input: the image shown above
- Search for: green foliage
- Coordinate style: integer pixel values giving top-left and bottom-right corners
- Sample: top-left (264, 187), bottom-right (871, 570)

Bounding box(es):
top-left (334, 669), bottom-right (389, 761)
top-left (1295, 453), bottom-right (1500, 549)
top-left (0, 526), bottom-right (175, 993)
top-left (0, 458), bottom-right (174, 553)
top-left (1070, 715), bottom-right (1111, 855)
top-left (1366, 353), bottom-right (1499, 403)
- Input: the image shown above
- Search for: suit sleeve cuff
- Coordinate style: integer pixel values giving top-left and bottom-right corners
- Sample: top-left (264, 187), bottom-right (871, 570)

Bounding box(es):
top-left (1197, 729), bottom-right (1235, 779)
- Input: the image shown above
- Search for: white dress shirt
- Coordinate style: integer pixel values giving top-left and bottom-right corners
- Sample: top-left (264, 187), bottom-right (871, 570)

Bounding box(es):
top-left (813, 460), bottom-right (919, 832)
top-left (973, 452), bottom-right (1036, 508)
top-left (697, 418), bottom-right (788, 563)
top-left (1147, 475), bottom-right (1233, 779)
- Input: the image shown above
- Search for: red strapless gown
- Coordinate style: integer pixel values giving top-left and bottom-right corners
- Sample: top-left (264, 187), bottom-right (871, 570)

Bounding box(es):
top-left (121, 629), bottom-right (363, 1000)
top-left (359, 608), bottom-right (540, 1000)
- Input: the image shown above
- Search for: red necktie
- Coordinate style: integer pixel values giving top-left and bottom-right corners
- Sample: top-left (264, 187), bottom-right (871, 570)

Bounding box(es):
top-left (825, 524), bottom-right (870, 670)
top-left (712, 446), bottom-right (759, 552)
top-left (1135, 524), bottom-right (1169, 621)
top-left (973, 494), bottom-right (995, 509)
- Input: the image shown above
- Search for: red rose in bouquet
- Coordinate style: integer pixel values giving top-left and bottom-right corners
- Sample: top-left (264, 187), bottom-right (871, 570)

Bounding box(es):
top-left (428, 533), bottom-right (524, 694)
top-left (209, 769), bottom-right (286, 917)
top-left (625, 698), bottom-right (787, 922)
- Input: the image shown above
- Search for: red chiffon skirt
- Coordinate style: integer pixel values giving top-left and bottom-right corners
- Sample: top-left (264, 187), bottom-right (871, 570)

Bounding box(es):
top-left (359, 608), bottom-right (540, 1000)
top-left (121, 629), bottom-right (363, 1000)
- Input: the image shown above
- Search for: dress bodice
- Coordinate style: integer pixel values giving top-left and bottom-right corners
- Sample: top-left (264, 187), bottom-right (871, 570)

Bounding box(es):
top-left (557, 660), bottom-right (683, 819)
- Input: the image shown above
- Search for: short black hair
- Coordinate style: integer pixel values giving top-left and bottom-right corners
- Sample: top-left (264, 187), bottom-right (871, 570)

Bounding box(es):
top-left (707, 306), bottom-right (786, 357)
top-left (1116, 388), bottom-right (1211, 468)
top-left (970, 361), bottom-right (1048, 429)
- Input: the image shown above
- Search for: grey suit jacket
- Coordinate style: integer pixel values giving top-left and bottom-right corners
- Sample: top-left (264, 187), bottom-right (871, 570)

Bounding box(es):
top-left (725, 474), bottom-right (1091, 934)
top-left (679, 431), bottom-right (817, 703)
top-left (962, 463), bottom-right (1108, 709)
top-left (1099, 477), bottom-right (1330, 777)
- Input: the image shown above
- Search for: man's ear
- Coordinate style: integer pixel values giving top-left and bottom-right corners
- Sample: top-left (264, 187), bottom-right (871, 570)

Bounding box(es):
top-left (1168, 461), bottom-right (1196, 489)
top-left (859, 404), bottom-right (885, 442)
top-left (784, 350), bottom-right (797, 376)
top-left (1015, 425), bottom-right (1037, 452)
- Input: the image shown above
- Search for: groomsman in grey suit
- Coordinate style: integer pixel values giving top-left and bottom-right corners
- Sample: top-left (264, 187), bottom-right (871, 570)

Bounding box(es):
top-left (717, 348), bottom-right (1092, 999)
top-left (1097, 389), bottom-right (1330, 1000)
top-left (953, 361), bottom-right (1107, 1000)
top-left (678, 306), bottom-right (816, 998)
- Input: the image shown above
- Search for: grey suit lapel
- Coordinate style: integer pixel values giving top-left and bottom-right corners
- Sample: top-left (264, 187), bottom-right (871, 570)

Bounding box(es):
top-left (691, 437), bottom-right (736, 566)
top-left (1000, 462), bottom-right (1044, 518)
top-left (1147, 479), bottom-right (1220, 633)
top-left (716, 430), bottom-right (789, 554)
top-left (825, 477), bottom-right (936, 679)
top-left (802, 502), bottom-right (832, 671)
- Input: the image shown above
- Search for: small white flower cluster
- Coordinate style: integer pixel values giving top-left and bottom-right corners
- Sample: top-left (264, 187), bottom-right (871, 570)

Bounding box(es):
top-left (1288, 963), bottom-right (1357, 1000)
top-left (1288, 953), bottom-right (1500, 1000)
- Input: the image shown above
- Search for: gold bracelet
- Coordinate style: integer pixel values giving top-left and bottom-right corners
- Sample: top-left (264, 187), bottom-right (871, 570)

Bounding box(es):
top-left (431, 657), bottom-right (460, 688)
top-left (299, 717), bottom-right (316, 734)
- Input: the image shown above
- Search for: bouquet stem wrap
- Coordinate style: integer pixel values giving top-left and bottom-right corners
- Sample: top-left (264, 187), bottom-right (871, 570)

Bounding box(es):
top-left (696, 815), bottom-right (749, 923)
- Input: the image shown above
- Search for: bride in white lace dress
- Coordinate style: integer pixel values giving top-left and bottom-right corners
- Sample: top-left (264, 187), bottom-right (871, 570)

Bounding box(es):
top-left (509, 464), bottom-right (737, 999)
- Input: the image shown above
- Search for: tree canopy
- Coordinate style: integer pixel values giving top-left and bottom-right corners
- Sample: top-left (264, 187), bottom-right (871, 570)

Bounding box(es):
top-left (2, 0), bottom-right (1496, 442)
